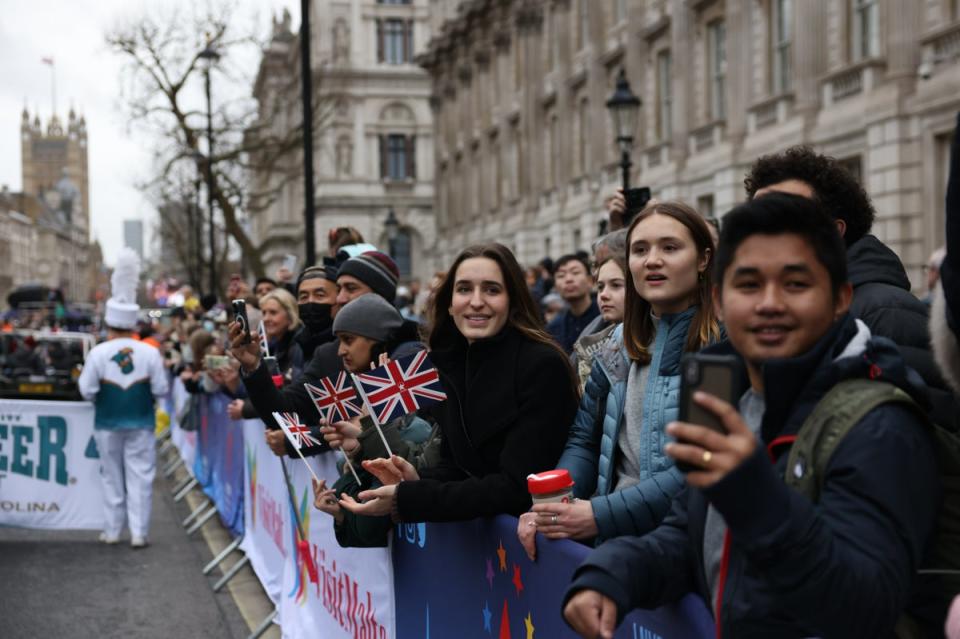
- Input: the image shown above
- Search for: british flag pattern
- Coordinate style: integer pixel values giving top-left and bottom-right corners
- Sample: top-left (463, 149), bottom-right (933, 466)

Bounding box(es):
top-left (304, 372), bottom-right (363, 423)
top-left (272, 412), bottom-right (323, 450)
top-left (354, 350), bottom-right (447, 424)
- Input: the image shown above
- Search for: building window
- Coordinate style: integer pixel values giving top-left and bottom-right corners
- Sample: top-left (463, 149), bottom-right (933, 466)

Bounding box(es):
top-left (578, 0), bottom-right (590, 50)
top-left (613, 0), bottom-right (627, 24)
top-left (708, 20), bottom-right (727, 120)
top-left (657, 50), bottom-right (673, 142)
top-left (839, 155), bottom-right (863, 185)
top-left (771, 0), bottom-right (792, 93)
top-left (377, 18), bottom-right (413, 64)
top-left (578, 99), bottom-right (590, 176)
top-left (380, 134), bottom-right (416, 180)
top-left (696, 194), bottom-right (715, 219)
top-left (852, 0), bottom-right (880, 61)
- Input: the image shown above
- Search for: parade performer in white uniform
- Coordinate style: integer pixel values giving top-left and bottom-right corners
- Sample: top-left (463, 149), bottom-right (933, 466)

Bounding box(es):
top-left (79, 249), bottom-right (168, 547)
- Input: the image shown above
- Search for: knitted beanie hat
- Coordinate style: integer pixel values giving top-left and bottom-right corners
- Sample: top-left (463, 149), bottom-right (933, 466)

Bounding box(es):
top-left (337, 251), bottom-right (399, 302)
top-left (332, 293), bottom-right (403, 343)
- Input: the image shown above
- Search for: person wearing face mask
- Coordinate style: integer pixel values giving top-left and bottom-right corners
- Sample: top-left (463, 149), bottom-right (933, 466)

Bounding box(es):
top-left (518, 201), bottom-right (723, 561)
top-left (226, 263), bottom-right (337, 421)
top-left (336, 244), bottom-right (580, 524)
top-left (294, 262), bottom-right (339, 358)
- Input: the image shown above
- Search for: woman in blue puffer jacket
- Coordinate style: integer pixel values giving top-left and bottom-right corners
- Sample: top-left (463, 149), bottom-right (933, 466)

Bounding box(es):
top-left (518, 200), bottom-right (723, 558)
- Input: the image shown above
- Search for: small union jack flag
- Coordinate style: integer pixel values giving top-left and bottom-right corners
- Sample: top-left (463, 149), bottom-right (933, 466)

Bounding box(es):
top-left (304, 372), bottom-right (363, 422)
top-left (272, 412), bottom-right (322, 450)
top-left (354, 350), bottom-right (447, 424)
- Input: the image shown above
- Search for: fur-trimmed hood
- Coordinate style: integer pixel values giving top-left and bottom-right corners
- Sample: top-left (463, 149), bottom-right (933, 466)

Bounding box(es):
top-left (931, 280), bottom-right (960, 395)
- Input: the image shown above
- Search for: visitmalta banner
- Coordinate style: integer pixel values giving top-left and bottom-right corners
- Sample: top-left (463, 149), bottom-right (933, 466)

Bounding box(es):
top-left (0, 399), bottom-right (105, 530)
top-left (392, 515), bottom-right (715, 638)
top-left (280, 453), bottom-right (397, 639)
top-left (241, 418), bottom-right (290, 605)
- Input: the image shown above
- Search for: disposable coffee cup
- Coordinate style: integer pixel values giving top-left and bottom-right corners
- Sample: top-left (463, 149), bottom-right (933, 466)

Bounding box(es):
top-left (527, 469), bottom-right (574, 505)
top-left (264, 356), bottom-right (283, 388)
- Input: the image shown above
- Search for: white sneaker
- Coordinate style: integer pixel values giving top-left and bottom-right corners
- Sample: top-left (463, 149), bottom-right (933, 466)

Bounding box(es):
top-left (130, 535), bottom-right (148, 549)
top-left (98, 532), bottom-right (119, 545)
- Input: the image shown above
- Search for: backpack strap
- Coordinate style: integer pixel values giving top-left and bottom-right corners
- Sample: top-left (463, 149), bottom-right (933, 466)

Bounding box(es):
top-left (784, 378), bottom-right (921, 502)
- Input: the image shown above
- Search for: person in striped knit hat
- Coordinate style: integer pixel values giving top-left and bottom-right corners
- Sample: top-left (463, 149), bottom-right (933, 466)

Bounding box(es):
top-left (334, 251), bottom-right (400, 307)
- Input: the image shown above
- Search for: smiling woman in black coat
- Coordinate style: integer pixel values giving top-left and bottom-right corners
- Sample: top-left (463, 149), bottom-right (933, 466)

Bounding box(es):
top-left (340, 243), bottom-right (580, 522)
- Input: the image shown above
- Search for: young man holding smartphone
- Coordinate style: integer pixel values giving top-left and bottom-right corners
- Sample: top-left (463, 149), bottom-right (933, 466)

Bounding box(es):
top-left (562, 193), bottom-right (941, 638)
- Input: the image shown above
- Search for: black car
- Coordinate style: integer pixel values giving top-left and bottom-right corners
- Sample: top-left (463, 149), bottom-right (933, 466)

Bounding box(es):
top-left (0, 330), bottom-right (95, 401)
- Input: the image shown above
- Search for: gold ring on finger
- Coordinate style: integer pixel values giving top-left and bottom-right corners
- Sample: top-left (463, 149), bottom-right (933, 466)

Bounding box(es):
top-left (702, 450), bottom-right (713, 464)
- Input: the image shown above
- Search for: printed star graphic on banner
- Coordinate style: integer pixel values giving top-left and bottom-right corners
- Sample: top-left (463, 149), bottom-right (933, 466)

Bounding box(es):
top-left (524, 612), bottom-right (535, 639)
top-left (486, 557), bottom-right (496, 588)
top-left (499, 599), bottom-right (511, 639)
top-left (497, 539), bottom-right (507, 572)
top-left (482, 601), bottom-right (492, 633)
top-left (512, 563), bottom-right (524, 596)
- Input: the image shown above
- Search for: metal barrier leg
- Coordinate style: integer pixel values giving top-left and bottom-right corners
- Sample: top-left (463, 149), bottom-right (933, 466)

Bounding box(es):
top-left (163, 456), bottom-right (185, 478)
top-left (173, 477), bottom-right (198, 502)
top-left (186, 505), bottom-right (219, 535)
top-left (181, 499), bottom-right (212, 527)
top-left (212, 554), bottom-right (250, 592)
top-left (158, 438), bottom-right (175, 457)
top-left (246, 609), bottom-right (278, 639)
top-left (203, 536), bottom-right (243, 575)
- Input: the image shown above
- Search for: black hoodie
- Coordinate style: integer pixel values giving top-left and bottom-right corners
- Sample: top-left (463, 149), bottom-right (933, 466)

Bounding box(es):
top-left (847, 233), bottom-right (959, 430)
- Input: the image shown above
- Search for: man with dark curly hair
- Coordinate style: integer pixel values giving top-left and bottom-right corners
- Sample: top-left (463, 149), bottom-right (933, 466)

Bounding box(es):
top-left (745, 146), bottom-right (957, 430)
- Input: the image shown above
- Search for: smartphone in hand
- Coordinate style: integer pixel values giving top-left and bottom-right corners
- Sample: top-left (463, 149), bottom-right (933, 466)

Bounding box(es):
top-left (232, 299), bottom-right (252, 344)
top-left (675, 354), bottom-right (741, 473)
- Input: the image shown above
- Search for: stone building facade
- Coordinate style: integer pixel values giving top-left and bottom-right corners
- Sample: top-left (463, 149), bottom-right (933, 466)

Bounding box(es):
top-left (420, 0), bottom-right (960, 291)
top-left (249, 3), bottom-right (436, 283)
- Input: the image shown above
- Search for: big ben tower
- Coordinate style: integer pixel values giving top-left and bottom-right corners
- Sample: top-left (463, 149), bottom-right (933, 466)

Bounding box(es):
top-left (20, 106), bottom-right (89, 235)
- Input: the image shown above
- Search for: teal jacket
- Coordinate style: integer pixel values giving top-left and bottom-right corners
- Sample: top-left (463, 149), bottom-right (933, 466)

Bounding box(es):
top-left (557, 307), bottom-right (698, 541)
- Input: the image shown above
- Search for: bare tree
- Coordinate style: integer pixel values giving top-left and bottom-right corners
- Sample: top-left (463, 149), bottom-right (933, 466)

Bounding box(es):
top-left (106, 3), bottom-right (328, 283)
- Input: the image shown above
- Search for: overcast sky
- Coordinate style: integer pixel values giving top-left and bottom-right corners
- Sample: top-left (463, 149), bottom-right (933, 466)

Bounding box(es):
top-left (0, 0), bottom-right (297, 267)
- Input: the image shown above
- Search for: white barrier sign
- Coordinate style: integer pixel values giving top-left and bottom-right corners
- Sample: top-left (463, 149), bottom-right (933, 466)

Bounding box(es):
top-left (280, 454), bottom-right (396, 639)
top-left (240, 418), bottom-right (290, 604)
top-left (0, 399), bottom-right (105, 529)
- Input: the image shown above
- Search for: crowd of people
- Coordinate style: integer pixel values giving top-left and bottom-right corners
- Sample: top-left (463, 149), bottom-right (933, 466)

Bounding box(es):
top-left (72, 112), bottom-right (960, 638)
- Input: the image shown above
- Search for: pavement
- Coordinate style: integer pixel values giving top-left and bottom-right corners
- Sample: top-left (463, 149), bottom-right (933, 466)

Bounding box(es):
top-left (0, 447), bottom-right (278, 639)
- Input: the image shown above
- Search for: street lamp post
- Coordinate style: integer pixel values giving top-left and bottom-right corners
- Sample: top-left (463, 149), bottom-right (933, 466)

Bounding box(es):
top-left (199, 38), bottom-right (221, 298)
top-left (384, 208), bottom-right (399, 259)
top-left (606, 69), bottom-right (642, 225)
top-left (300, 0), bottom-right (317, 266)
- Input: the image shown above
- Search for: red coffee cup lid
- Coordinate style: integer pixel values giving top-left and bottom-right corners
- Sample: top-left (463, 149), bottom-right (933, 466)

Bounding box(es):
top-left (527, 469), bottom-right (574, 495)
top-left (271, 374), bottom-right (284, 388)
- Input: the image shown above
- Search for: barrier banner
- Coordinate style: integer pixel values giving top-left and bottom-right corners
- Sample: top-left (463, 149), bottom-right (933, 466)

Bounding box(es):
top-left (280, 454), bottom-right (396, 639)
top-left (241, 418), bottom-right (290, 604)
top-left (0, 399), bottom-right (105, 530)
top-left (168, 378), bottom-right (196, 475)
top-left (193, 393), bottom-right (244, 538)
top-left (392, 515), bottom-right (715, 639)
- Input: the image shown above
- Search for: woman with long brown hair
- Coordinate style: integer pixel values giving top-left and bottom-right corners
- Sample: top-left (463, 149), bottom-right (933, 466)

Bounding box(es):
top-left (339, 243), bottom-right (580, 522)
top-left (518, 200), bottom-right (722, 558)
